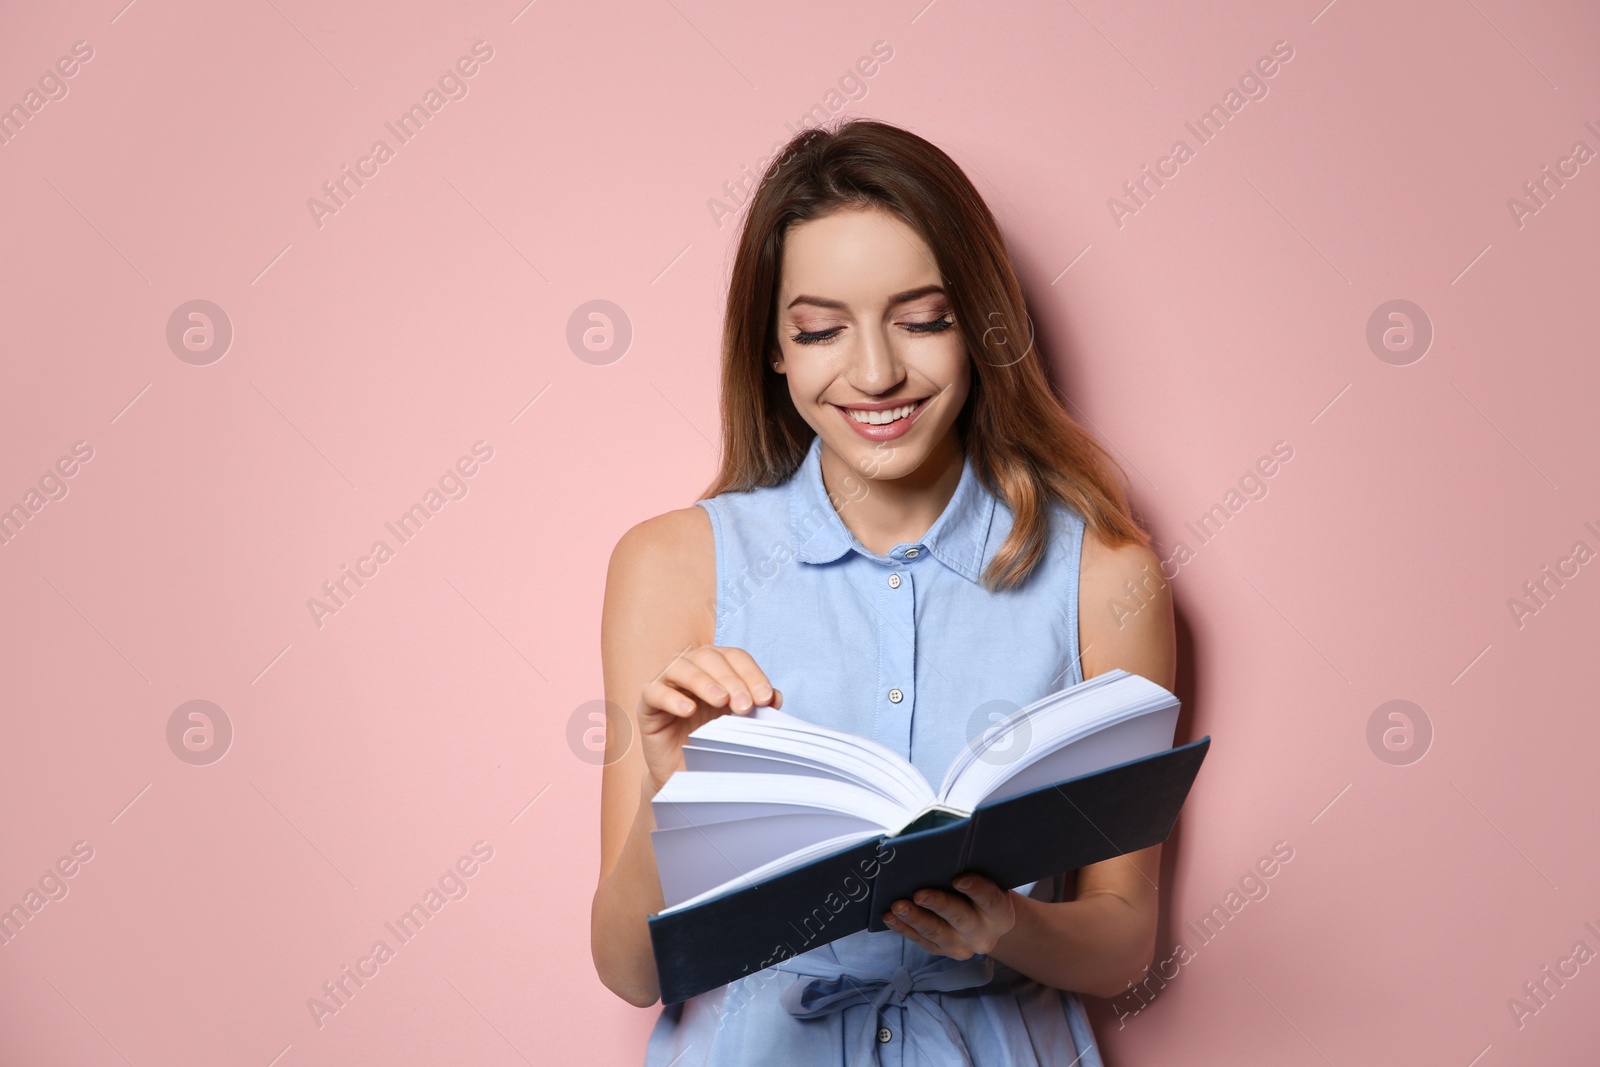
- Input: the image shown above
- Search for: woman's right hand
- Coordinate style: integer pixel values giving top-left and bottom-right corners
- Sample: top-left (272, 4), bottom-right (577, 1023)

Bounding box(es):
top-left (638, 645), bottom-right (782, 792)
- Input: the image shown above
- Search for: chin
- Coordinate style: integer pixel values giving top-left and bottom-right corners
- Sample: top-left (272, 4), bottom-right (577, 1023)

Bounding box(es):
top-left (836, 436), bottom-right (933, 480)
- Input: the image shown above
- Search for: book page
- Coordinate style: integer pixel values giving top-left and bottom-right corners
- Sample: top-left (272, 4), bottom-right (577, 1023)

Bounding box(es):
top-left (681, 709), bottom-right (935, 811)
top-left (939, 669), bottom-right (1181, 811)
top-left (657, 830), bottom-right (885, 914)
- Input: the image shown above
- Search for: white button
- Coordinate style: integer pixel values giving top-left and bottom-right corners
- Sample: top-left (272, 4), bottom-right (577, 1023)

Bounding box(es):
top-left (877, 1027), bottom-right (892, 1043)
top-left (888, 573), bottom-right (901, 589)
top-left (905, 548), bottom-right (920, 558)
top-left (888, 688), bottom-right (903, 703)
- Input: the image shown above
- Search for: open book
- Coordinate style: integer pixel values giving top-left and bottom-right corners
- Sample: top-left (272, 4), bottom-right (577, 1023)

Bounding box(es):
top-left (652, 668), bottom-right (1181, 912)
top-left (646, 669), bottom-right (1210, 1002)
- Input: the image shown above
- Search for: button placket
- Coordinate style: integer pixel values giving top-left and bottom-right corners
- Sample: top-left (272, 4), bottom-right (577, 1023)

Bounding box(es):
top-left (878, 562), bottom-right (915, 758)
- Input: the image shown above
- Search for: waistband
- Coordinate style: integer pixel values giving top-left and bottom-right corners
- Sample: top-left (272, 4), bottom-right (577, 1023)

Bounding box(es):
top-left (775, 952), bottom-right (1030, 1065)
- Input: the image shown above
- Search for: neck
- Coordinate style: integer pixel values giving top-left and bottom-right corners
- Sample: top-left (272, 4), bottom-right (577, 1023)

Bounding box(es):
top-left (818, 431), bottom-right (965, 556)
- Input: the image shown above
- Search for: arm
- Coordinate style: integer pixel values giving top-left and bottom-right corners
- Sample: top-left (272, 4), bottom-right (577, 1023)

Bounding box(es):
top-left (991, 531), bottom-right (1175, 996)
top-left (589, 510), bottom-right (703, 1007)
top-left (589, 507), bottom-right (783, 1007)
top-left (883, 532), bottom-right (1176, 998)
top-left (986, 845), bottom-right (1162, 998)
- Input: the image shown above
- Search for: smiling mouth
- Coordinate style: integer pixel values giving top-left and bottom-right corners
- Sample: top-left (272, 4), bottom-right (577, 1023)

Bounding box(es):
top-left (836, 398), bottom-right (929, 426)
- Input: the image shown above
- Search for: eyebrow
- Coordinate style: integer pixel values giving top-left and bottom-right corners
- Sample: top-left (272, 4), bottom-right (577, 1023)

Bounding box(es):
top-left (785, 284), bottom-right (946, 311)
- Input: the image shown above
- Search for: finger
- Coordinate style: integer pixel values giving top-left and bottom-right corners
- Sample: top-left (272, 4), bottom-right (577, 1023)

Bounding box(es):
top-left (883, 912), bottom-right (942, 954)
top-left (683, 647), bottom-right (761, 712)
top-left (952, 872), bottom-right (1008, 913)
top-left (715, 647), bottom-right (778, 708)
top-left (890, 899), bottom-right (956, 944)
top-left (912, 889), bottom-right (981, 939)
top-left (673, 647), bottom-right (757, 713)
top-left (640, 679), bottom-right (705, 719)
top-left (652, 658), bottom-right (734, 711)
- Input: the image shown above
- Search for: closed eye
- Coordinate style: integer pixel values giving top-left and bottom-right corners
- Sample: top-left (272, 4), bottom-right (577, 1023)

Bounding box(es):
top-left (790, 316), bottom-right (955, 346)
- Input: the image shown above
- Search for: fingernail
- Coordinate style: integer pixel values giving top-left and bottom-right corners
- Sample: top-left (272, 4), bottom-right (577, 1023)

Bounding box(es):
top-left (954, 876), bottom-right (974, 890)
top-left (757, 687), bottom-right (773, 703)
top-left (733, 692), bottom-right (752, 711)
top-left (707, 684), bottom-right (727, 699)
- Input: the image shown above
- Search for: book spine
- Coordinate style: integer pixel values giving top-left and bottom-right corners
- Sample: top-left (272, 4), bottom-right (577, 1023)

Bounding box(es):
top-left (955, 812), bottom-right (978, 882)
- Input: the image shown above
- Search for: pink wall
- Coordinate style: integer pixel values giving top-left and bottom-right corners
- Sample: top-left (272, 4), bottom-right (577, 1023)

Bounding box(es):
top-left (2, 1), bottom-right (1596, 1063)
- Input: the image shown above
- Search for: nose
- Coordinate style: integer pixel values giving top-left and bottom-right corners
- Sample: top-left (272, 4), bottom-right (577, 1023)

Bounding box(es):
top-left (849, 322), bottom-right (907, 395)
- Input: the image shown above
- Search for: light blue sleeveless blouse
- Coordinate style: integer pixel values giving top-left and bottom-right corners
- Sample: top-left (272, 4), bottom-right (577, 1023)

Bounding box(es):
top-left (644, 433), bottom-right (1104, 1067)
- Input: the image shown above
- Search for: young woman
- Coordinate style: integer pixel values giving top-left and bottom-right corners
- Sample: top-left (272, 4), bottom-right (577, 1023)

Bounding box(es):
top-left (591, 119), bottom-right (1176, 1065)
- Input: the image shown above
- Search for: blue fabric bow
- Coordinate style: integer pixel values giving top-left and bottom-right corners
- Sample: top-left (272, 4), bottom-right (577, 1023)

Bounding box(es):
top-left (778, 953), bottom-right (1000, 1065)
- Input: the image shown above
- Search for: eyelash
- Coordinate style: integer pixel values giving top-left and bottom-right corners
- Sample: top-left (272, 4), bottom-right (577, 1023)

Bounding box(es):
top-left (789, 315), bottom-right (956, 346)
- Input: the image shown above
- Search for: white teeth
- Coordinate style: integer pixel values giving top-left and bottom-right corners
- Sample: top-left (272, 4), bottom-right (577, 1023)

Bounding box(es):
top-left (844, 401), bottom-right (919, 425)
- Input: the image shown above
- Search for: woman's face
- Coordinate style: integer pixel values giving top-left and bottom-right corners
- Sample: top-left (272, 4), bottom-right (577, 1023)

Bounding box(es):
top-left (772, 204), bottom-right (970, 482)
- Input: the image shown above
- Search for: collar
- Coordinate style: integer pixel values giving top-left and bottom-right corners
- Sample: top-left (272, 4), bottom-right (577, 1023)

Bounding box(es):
top-left (787, 434), bottom-right (998, 582)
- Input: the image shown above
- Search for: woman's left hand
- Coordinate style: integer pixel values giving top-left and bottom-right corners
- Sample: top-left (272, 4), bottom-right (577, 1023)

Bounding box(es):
top-left (882, 871), bottom-right (1017, 959)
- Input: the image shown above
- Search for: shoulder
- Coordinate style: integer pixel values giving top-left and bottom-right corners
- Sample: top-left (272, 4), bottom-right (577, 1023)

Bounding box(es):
top-left (1075, 521), bottom-right (1175, 688)
top-left (605, 505), bottom-right (716, 643)
top-left (613, 503), bottom-right (710, 555)
top-left (609, 505), bottom-right (714, 588)
top-left (1076, 521), bottom-right (1159, 592)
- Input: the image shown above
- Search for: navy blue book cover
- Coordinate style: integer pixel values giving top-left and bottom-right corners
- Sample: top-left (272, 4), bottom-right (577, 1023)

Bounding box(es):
top-left (648, 735), bottom-right (1210, 1005)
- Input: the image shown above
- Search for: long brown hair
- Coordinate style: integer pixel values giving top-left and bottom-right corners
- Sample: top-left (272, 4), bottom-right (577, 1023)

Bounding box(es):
top-left (701, 118), bottom-right (1150, 590)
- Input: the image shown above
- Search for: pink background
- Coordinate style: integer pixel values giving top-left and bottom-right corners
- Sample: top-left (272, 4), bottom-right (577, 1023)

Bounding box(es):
top-left (2, 0), bottom-right (1597, 1063)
